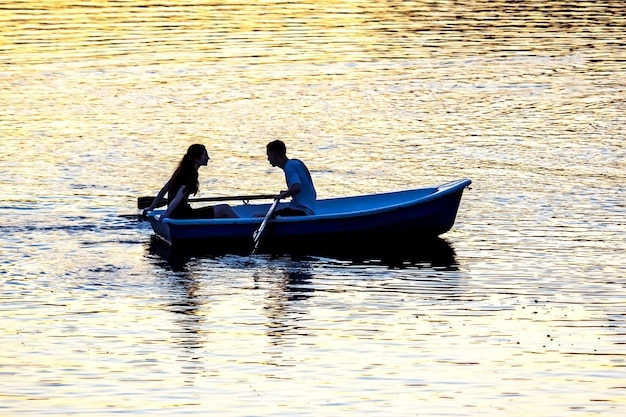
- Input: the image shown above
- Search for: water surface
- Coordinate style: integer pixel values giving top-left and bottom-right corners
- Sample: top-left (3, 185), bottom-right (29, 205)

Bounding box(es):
top-left (1, 1), bottom-right (625, 415)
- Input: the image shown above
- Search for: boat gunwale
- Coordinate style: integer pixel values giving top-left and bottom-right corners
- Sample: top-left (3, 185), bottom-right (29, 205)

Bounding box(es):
top-left (147, 179), bottom-right (471, 226)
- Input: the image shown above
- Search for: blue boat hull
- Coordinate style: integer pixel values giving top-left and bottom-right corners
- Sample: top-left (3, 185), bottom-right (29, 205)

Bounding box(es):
top-left (146, 179), bottom-right (471, 254)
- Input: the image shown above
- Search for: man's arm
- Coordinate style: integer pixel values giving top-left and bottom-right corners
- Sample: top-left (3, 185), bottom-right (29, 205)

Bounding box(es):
top-left (277, 183), bottom-right (301, 199)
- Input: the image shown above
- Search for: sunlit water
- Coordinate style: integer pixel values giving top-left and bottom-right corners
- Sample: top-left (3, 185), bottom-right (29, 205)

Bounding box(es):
top-left (1, 1), bottom-right (625, 415)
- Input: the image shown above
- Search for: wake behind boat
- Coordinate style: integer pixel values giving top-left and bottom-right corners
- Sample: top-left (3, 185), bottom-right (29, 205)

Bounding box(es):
top-left (144, 178), bottom-right (472, 254)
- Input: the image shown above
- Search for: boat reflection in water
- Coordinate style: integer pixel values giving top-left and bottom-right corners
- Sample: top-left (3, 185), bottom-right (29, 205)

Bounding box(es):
top-left (147, 234), bottom-right (458, 271)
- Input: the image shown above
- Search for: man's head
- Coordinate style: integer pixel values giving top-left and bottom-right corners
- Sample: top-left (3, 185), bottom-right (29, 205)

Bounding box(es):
top-left (266, 140), bottom-right (288, 168)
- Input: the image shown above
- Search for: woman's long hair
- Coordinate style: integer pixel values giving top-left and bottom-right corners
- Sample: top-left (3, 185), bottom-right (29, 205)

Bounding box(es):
top-left (169, 144), bottom-right (205, 197)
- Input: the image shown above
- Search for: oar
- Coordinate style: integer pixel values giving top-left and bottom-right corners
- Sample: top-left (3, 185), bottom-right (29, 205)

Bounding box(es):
top-left (252, 198), bottom-right (280, 255)
top-left (138, 194), bottom-right (275, 210)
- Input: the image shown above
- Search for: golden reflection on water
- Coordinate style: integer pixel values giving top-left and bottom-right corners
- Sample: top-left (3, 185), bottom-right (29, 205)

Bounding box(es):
top-left (2, 0), bottom-right (625, 66)
top-left (1, 0), bottom-right (625, 415)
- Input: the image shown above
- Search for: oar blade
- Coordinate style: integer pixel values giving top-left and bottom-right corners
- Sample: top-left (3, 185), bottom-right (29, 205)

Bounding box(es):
top-left (137, 196), bottom-right (168, 209)
top-left (137, 196), bottom-right (152, 209)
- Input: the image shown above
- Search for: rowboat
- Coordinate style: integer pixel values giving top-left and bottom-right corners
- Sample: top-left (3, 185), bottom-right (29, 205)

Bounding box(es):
top-left (144, 178), bottom-right (472, 255)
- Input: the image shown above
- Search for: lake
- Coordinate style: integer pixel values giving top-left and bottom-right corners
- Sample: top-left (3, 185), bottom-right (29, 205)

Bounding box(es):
top-left (1, 1), bottom-right (625, 415)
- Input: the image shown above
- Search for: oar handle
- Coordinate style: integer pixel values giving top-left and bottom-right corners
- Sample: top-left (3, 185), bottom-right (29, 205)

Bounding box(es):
top-left (138, 194), bottom-right (275, 209)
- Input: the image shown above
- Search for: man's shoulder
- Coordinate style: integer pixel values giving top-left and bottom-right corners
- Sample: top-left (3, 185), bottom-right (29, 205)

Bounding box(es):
top-left (287, 158), bottom-right (307, 168)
